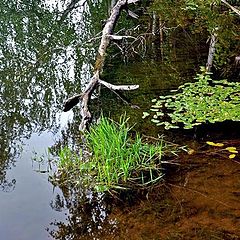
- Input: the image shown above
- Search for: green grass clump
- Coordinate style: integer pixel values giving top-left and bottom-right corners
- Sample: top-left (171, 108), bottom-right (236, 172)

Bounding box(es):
top-left (57, 115), bottom-right (164, 192)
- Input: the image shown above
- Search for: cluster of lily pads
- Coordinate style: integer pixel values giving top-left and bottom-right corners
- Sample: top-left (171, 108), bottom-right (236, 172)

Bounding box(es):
top-left (143, 69), bottom-right (240, 129)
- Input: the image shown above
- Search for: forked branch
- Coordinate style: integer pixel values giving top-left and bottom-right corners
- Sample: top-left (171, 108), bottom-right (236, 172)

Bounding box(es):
top-left (63, 0), bottom-right (140, 131)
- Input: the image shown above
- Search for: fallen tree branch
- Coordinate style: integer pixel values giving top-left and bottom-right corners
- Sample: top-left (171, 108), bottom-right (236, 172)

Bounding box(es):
top-left (63, 93), bottom-right (83, 112)
top-left (64, 0), bottom-right (140, 131)
top-left (107, 34), bottom-right (138, 40)
top-left (98, 79), bottom-right (139, 91)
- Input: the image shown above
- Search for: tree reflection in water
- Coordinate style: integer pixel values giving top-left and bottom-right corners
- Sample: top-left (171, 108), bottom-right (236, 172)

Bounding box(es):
top-left (48, 186), bottom-right (118, 239)
top-left (0, 0), bottom-right (109, 192)
top-left (0, 0), bottom-right (134, 238)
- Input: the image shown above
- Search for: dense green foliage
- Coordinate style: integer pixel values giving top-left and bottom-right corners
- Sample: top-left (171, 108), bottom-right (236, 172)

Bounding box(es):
top-left (144, 68), bottom-right (240, 129)
top-left (58, 116), bottom-right (164, 192)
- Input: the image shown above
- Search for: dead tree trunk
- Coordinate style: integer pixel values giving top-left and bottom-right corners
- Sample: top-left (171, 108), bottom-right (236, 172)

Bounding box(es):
top-left (63, 0), bottom-right (140, 131)
top-left (206, 0), bottom-right (240, 72)
top-left (206, 31), bottom-right (218, 72)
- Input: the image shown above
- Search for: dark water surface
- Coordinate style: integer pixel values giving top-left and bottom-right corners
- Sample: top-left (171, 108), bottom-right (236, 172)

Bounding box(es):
top-left (0, 105), bottom-right (75, 239)
top-left (0, 130), bottom-right (69, 240)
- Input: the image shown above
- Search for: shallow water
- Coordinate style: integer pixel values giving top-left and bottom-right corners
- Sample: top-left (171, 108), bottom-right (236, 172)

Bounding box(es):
top-left (0, 1), bottom-right (97, 239)
top-left (0, 112), bottom-right (75, 240)
top-left (103, 149), bottom-right (240, 239)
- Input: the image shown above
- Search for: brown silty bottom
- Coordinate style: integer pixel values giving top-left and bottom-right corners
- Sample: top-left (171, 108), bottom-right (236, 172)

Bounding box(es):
top-left (105, 142), bottom-right (240, 240)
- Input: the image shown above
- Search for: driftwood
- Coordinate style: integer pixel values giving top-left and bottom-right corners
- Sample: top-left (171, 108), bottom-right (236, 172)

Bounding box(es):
top-left (63, 0), bottom-right (140, 131)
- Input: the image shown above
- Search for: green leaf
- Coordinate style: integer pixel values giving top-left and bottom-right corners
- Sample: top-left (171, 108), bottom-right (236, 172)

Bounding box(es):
top-left (142, 112), bottom-right (150, 119)
top-left (147, 69), bottom-right (240, 130)
top-left (151, 119), bottom-right (160, 123)
top-left (156, 112), bottom-right (164, 116)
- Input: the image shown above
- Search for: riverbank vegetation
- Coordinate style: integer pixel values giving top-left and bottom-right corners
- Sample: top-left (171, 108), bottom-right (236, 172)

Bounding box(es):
top-left (150, 0), bottom-right (240, 75)
top-left (55, 0), bottom-right (240, 192)
top-left (143, 1), bottom-right (240, 130)
top-left (55, 115), bottom-right (175, 192)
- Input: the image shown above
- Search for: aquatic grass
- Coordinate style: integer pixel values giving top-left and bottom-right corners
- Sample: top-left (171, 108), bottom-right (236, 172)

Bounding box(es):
top-left (81, 115), bottom-right (164, 191)
top-left (55, 115), bottom-right (167, 192)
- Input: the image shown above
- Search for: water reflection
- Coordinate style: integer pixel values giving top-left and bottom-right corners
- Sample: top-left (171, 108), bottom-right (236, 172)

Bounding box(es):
top-left (0, 0), bottom-right (123, 239)
top-left (0, 0), bottom-right (210, 239)
top-left (0, 178), bottom-right (16, 192)
top-left (48, 187), bottom-right (117, 239)
top-left (0, 0), bottom-right (99, 190)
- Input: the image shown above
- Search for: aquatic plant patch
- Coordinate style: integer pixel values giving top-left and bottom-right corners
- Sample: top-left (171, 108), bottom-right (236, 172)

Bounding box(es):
top-left (57, 116), bottom-right (165, 192)
top-left (143, 69), bottom-right (240, 129)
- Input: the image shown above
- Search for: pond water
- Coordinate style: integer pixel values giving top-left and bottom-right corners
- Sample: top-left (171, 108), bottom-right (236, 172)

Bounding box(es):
top-left (0, 1), bottom-right (97, 239)
top-left (1, 1), bottom-right (239, 240)
top-left (0, 131), bottom-right (69, 240)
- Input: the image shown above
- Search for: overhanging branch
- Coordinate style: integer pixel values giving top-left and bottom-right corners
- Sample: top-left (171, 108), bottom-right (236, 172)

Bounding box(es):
top-left (99, 80), bottom-right (139, 91)
top-left (64, 0), bottom-right (140, 131)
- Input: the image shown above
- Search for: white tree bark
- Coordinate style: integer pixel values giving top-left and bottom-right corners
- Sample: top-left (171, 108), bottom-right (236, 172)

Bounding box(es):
top-left (221, 0), bottom-right (240, 17)
top-left (206, 32), bottom-right (218, 72)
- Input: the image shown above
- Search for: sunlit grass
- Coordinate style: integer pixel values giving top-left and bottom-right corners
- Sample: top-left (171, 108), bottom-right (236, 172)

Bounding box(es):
top-left (57, 115), bottom-right (165, 192)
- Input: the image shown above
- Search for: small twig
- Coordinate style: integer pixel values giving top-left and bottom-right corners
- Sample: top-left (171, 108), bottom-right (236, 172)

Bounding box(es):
top-left (106, 88), bottom-right (130, 105)
top-left (60, 0), bottom-right (88, 22)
